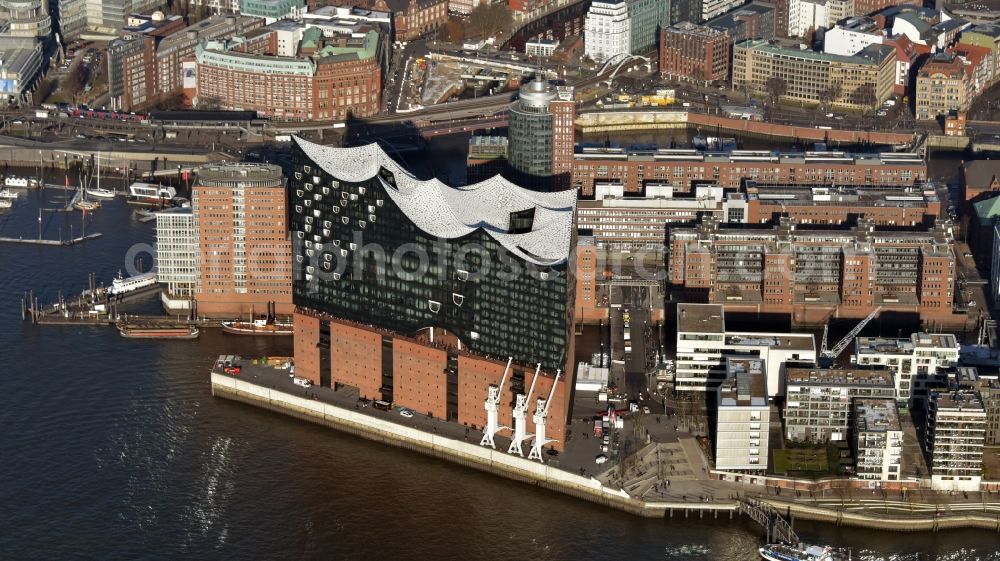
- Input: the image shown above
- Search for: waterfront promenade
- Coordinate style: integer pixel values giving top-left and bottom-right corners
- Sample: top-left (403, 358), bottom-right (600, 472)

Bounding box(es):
top-left (212, 358), bottom-right (1000, 532)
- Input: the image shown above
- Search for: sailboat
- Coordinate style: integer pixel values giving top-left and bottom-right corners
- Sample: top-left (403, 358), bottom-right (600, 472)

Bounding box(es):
top-left (74, 155), bottom-right (101, 211)
top-left (86, 152), bottom-right (115, 199)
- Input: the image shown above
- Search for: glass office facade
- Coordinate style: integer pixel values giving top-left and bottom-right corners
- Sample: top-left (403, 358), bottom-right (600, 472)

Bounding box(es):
top-left (290, 143), bottom-right (572, 371)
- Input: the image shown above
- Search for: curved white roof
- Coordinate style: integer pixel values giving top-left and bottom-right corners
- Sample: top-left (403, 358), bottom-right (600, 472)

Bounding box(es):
top-left (294, 136), bottom-right (576, 266)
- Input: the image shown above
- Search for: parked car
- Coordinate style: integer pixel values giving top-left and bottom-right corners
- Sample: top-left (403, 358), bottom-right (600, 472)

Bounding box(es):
top-left (399, 408), bottom-right (414, 418)
top-left (595, 455), bottom-right (608, 464)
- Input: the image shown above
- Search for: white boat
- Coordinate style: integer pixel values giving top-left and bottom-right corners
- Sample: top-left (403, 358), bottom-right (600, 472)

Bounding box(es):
top-left (0, 189), bottom-right (20, 199)
top-left (74, 199), bottom-right (100, 210)
top-left (108, 271), bottom-right (158, 296)
top-left (760, 543), bottom-right (843, 561)
top-left (4, 176), bottom-right (39, 188)
top-left (0, 199), bottom-right (12, 209)
top-left (128, 182), bottom-right (176, 205)
top-left (86, 187), bottom-right (116, 199)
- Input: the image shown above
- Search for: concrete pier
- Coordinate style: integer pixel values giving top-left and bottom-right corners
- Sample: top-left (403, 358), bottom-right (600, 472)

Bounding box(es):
top-left (210, 365), bottom-right (1000, 532)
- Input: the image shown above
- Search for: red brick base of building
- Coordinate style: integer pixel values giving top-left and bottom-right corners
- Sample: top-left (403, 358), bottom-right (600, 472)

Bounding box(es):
top-left (292, 310), bottom-right (572, 450)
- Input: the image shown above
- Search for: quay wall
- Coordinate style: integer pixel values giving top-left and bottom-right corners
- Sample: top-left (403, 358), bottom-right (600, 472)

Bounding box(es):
top-left (211, 373), bottom-right (1000, 532)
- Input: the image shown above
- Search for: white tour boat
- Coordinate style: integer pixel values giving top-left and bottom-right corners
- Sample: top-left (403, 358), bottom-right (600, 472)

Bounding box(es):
top-left (4, 177), bottom-right (39, 188)
top-left (128, 182), bottom-right (177, 205)
top-left (760, 543), bottom-right (844, 561)
top-left (0, 188), bottom-right (20, 199)
top-left (108, 271), bottom-right (158, 296)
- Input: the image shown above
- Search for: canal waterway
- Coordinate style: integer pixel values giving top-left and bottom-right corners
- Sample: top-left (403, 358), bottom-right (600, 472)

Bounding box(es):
top-left (0, 154), bottom-right (997, 561)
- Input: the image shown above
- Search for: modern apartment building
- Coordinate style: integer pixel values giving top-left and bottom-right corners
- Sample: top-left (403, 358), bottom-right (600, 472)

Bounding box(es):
top-left (192, 163), bottom-right (292, 317)
top-left (675, 303), bottom-right (815, 395)
top-left (853, 333), bottom-right (960, 402)
top-left (915, 53), bottom-right (972, 121)
top-left (784, 368), bottom-right (896, 443)
top-left (107, 15), bottom-right (186, 111)
top-left (715, 357), bottom-right (770, 471)
top-left (952, 367), bottom-right (1000, 446)
top-left (289, 137), bottom-right (577, 450)
top-left (926, 389), bottom-right (986, 491)
top-left (154, 207), bottom-right (196, 311)
top-left (668, 217), bottom-right (957, 324)
top-left (853, 398), bottom-right (903, 482)
top-left (659, 21), bottom-right (730, 84)
top-left (700, 0), bottom-right (747, 22)
top-left (732, 39), bottom-right (896, 108)
top-left (194, 27), bottom-right (383, 121)
top-left (584, 0), bottom-right (631, 62)
top-left (741, 182), bottom-right (941, 227)
top-left (571, 149), bottom-right (927, 195)
top-left (507, 80), bottom-right (575, 190)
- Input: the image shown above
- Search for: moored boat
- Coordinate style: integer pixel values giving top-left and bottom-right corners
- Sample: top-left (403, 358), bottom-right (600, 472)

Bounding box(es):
top-left (759, 543), bottom-right (843, 561)
top-left (0, 199), bottom-right (12, 209)
top-left (0, 188), bottom-right (20, 199)
top-left (118, 324), bottom-right (200, 339)
top-left (108, 271), bottom-right (158, 296)
top-left (128, 182), bottom-right (177, 206)
top-left (4, 176), bottom-right (39, 188)
top-left (86, 187), bottom-right (116, 199)
top-left (74, 200), bottom-right (100, 211)
top-left (222, 318), bottom-right (294, 336)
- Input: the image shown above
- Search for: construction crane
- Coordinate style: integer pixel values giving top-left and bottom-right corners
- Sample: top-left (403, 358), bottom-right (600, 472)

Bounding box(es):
top-left (508, 364), bottom-right (541, 457)
top-left (820, 306), bottom-right (882, 364)
top-left (527, 370), bottom-right (561, 462)
top-left (479, 357), bottom-right (513, 449)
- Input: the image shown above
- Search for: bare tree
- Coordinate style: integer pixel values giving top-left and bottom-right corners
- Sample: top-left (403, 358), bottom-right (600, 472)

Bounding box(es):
top-left (765, 76), bottom-right (787, 107)
top-left (468, 3), bottom-right (512, 39)
top-left (850, 83), bottom-right (877, 116)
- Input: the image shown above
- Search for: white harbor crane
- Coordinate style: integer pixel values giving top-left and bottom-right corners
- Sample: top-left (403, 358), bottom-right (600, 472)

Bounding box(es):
top-left (508, 364), bottom-right (540, 457)
top-left (820, 306), bottom-right (882, 365)
top-left (480, 357), bottom-right (513, 449)
top-left (527, 370), bottom-right (561, 462)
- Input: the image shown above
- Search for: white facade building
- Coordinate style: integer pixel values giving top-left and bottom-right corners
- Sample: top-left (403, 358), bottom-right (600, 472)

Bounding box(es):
top-left (155, 207), bottom-right (196, 310)
top-left (789, 0), bottom-right (829, 38)
top-left (701, 0), bottom-right (747, 22)
top-left (584, 0), bottom-right (631, 62)
top-left (525, 39), bottom-right (559, 57)
top-left (926, 390), bottom-right (986, 491)
top-left (823, 18), bottom-right (883, 56)
top-left (675, 303), bottom-right (815, 396)
top-left (715, 357), bottom-right (770, 471)
top-left (854, 333), bottom-right (960, 402)
top-left (854, 399), bottom-right (903, 482)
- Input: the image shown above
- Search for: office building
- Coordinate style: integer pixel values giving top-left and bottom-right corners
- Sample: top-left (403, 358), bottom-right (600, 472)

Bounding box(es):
top-left (854, 333), bottom-right (960, 402)
top-left (107, 14), bottom-right (185, 111)
top-left (571, 149), bottom-right (927, 195)
top-left (193, 27), bottom-right (383, 120)
top-left (659, 22), bottom-right (730, 84)
top-left (0, 0), bottom-right (51, 39)
top-left (675, 303), bottom-right (815, 395)
top-left (915, 53), bottom-right (972, 121)
top-left (154, 15), bottom-right (265, 101)
top-left (732, 39), bottom-right (895, 108)
top-left (375, 0), bottom-right (448, 40)
top-left (507, 80), bottom-right (575, 190)
top-left (701, 0), bottom-right (747, 23)
top-left (706, 2), bottom-right (775, 43)
top-left (192, 163), bottom-right (292, 317)
top-left (155, 207), bottom-right (196, 311)
top-left (240, 0), bottom-right (306, 23)
top-left (853, 399), bottom-right (903, 482)
top-left (584, 0), bottom-right (631, 62)
top-left (625, 0), bottom-right (670, 54)
top-left (823, 16), bottom-right (883, 56)
top-left (525, 39), bottom-right (558, 57)
top-left (289, 137), bottom-right (577, 450)
top-left (58, 0), bottom-right (87, 40)
top-left (0, 42), bottom-right (43, 104)
top-left (784, 368), bottom-right (896, 443)
top-left (741, 182), bottom-right (940, 227)
top-left (926, 389), bottom-right (986, 491)
top-left (715, 357), bottom-right (770, 471)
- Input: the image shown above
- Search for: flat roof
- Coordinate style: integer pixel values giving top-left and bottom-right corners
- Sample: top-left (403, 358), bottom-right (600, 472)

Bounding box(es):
top-left (855, 398), bottom-right (900, 432)
top-left (725, 333), bottom-right (814, 351)
top-left (677, 303), bottom-right (725, 333)
top-left (933, 389), bottom-right (985, 411)
top-left (786, 368), bottom-right (895, 387)
top-left (720, 364), bottom-right (767, 407)
top-left (737, 39), bottom-right (894, 65)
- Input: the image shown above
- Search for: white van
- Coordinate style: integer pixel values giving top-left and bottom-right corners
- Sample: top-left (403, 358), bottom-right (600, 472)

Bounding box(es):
top-left (293, 377), bottom-right (313, 388)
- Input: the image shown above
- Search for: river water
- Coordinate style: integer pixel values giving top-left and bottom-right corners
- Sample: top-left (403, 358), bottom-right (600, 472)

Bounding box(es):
top-left (1, 161), bottom-right (998, 561)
